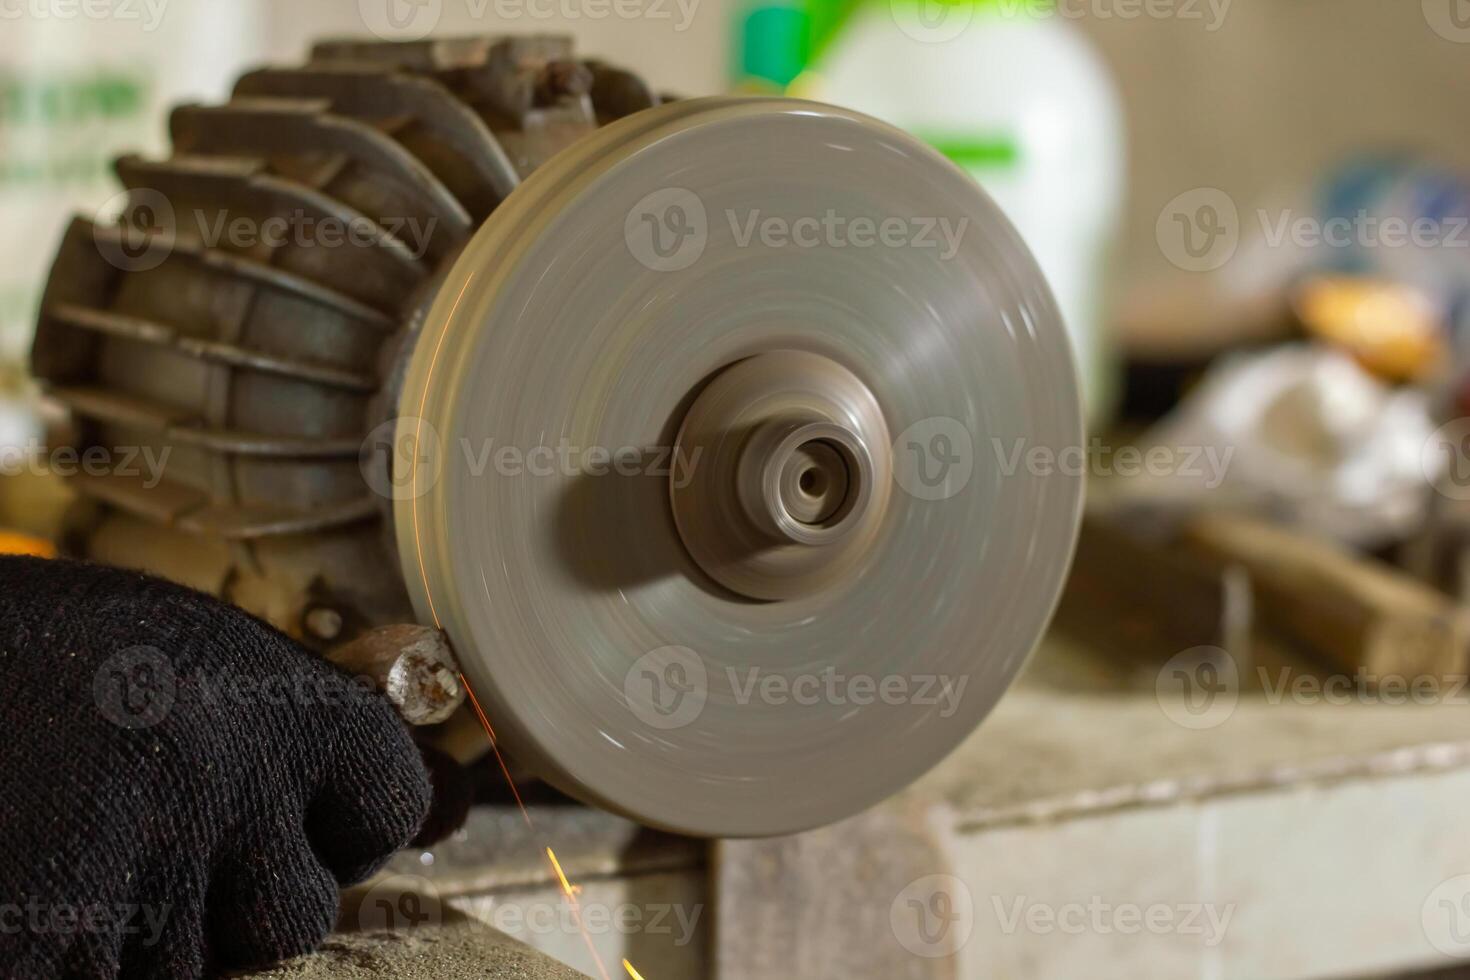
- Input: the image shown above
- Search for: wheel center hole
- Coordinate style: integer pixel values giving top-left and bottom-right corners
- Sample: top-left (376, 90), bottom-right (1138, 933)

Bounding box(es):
top-left (799, 466), bottom-right (826, 497)
top-left (783, 438), bottom-right (854, 527)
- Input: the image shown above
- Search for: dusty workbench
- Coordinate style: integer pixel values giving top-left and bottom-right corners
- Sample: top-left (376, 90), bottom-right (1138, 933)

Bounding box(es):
top-left (235, 629), bottom-right (1470, 979)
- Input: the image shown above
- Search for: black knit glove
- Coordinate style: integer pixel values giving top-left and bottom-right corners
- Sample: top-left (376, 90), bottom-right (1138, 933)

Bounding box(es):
top-left (0, 556), bottom-right (432, 979)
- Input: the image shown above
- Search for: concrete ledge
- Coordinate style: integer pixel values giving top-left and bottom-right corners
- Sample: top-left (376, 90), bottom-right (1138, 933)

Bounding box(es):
top-left (240, 914), bottom-right (588, 979)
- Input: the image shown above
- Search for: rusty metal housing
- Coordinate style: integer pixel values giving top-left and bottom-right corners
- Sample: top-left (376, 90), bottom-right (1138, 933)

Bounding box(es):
top-left (33, 36), bottom-right (659, 647)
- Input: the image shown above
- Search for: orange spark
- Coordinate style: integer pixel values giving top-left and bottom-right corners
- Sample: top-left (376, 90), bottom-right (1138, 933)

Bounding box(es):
top-left (548, 847), bottom-right (609, 979)
top-left (547, 846), bottom-right (581, 897)
top-left (460, 673), bottom-right (532, 828)
top-left (407, 272), bottom-right (610, 980)
top-left (410, 272), bottom-right (476, 629)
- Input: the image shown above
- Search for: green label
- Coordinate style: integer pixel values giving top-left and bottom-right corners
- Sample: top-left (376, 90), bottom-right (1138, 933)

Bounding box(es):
top-left (0, 70), bottom-right (147, 127)
top-left (0, 150), bottom-right (113, 188)
top-left (919, 134), bottom-right (1022, 170)
top-left (0, 70), bottom-right (151, 189)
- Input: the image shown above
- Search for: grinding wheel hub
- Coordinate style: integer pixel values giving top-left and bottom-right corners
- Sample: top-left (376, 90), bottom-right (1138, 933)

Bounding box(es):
top-left (671, 350), bottom-right (891, 601)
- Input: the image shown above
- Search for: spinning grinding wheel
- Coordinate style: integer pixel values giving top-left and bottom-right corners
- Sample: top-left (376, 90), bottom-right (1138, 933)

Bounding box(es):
top-left (33, 38), bottom-right (1083, 837)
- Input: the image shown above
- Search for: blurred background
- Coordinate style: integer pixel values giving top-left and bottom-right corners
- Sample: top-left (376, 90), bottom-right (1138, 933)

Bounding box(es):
top-left (9, 1), bottom-right (1470, 554)
top-left (6, 0), bottom-right (1470, 365)
top-left (8, 2), bottom-right (1470, 976)
top-left (7, 2), bottom-right (1470, 463)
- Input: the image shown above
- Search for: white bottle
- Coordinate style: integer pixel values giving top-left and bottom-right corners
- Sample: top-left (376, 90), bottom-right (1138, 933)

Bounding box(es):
top-left (803, 0), bottom-right (1126, 424)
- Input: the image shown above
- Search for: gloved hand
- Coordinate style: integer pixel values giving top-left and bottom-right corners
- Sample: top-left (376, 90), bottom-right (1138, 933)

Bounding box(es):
top-left (0, 556), bottom-right (432, 979)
